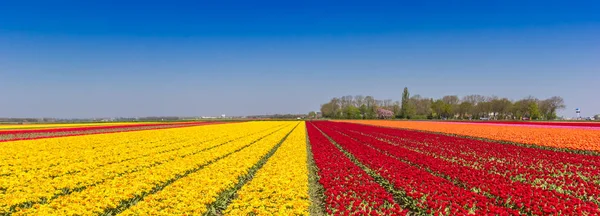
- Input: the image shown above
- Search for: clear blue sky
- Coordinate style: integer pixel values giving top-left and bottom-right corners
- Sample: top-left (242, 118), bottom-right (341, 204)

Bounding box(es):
top-left (1, 0), bottom-right (599, 118)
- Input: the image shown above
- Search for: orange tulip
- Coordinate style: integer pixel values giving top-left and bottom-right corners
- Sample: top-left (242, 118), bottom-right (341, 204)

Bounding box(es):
top-left (338, 120), bottom-right (600, 152)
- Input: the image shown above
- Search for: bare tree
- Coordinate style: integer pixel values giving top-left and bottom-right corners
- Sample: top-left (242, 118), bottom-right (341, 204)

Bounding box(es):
top-left (462, 94), bottom-right (487, 105)
top-left (354, 95), bottom-right (365, 107)
top-left (340, 95), bottom-right (353, 109)
top-left (410, 95), bottom-right (432, 117)
top-left (364, 96), bottom-right (377, 119)
top-left (383, 99), bottom-right (393, 108)
top-left (365, 96), bottom-right (375, 108)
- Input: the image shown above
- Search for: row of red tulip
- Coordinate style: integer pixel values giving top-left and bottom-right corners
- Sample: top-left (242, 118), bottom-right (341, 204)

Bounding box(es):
top-left (314, 121), bottom-right (600, 215)
top-left (312, 122), bottom-right (515, 215)
top-left (306, 123), bottom-right (407, 215)
top-left (341, 122), bottom-right (600, 208)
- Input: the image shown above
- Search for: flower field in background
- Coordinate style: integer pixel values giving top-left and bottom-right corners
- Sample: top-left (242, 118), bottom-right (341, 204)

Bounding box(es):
top-left (0, 121), bottom-right (219, 142)
top-left (2, 120), bottom-right (599, 215)
top-left (0, 122), bottom-right (147, 130)
top-left (463, 121), bottom-right (600, 127)
top-left (340, 120), bottom-right (600, 152)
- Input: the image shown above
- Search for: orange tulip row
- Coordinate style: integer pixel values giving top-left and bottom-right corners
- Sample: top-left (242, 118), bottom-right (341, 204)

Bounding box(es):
top-left (338, 120), bottom-right (600, 152)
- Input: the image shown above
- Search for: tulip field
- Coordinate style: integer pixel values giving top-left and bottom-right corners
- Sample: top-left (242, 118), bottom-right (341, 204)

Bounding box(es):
top-left (1, 120), bottom-right (599, 215)
top-left (340, 120), bottom-right (600, 152)
top-left (0, 122), bottom-right (218, 142)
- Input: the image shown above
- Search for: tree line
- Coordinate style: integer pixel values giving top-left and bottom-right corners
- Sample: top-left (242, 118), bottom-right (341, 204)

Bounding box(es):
top-left (319, 87), bottom-right (566, 120)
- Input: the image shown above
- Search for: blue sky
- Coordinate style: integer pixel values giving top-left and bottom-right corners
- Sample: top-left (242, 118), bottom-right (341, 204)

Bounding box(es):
top-left (1, 0), bottom-right (599, 118)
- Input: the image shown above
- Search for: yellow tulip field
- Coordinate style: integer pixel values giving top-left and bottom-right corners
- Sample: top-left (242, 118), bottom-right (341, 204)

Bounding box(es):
top-left (1, 121), bottom-right (310, 215)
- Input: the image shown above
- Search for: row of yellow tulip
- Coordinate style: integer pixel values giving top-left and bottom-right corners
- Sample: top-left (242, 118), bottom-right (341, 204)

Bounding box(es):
top-left (2, 125), bottom-right (212, 176)
top-left (224, 122), bottom-right (310, 215)
top-left (0, 127), bottom-right (193, 174)
top-left (2, 122), bottom-right (291, 215)
top-left (1, 122), bottom-right (280, 183)
top-left (121, 122), bottom-right (300, 215)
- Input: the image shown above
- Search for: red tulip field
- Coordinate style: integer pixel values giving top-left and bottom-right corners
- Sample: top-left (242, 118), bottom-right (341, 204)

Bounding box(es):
top-left (307, 121), bottom-right (600, 215)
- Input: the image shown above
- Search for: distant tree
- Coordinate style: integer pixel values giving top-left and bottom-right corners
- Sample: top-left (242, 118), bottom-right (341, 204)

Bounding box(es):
top-left (431, 99), bottom-right (444, 119)
top-left (400, 87), bottom-right (410, 118)
top-left (442, 103), bottom-right (453, 118)
top-left (442, 95), bottom-right (460, 105)
top-left (538, 96), bottom-right (566, 120)
top-left (331, 97), bottom-right (342, 118)
top-left (359, 104), bottom-right (368, 119)
top-left (442, 95), bottom-right (460, 118)
top-left (463, 95), bottom-right (489, 118)
top-left (365, 96), bottom-right (377, 119)
top-left (458, 102), bottom-right (473, 119)
top-left (383, 99), bottom-right (393, 108)
top-left (369, 105), bottom-right (379, 119)
top-left (462, 94), bottom-right (487, 105)
top-left (410, 95), bottom-right (433, 118)
top-left (512, 100), bottom-right (527, 120)
top-left (343, 105), bottom-right (361, 119)
top-left (490, 97), bottom-right (513, 120)
top-left (320, 97), bottom-right (342, 118)
top-left (513, 96), bottom-right (540, 120)
top-left (392, 101), bottom-right (401, 118)
top-left (340, 95), bottom-right (354, 111)
top-left (308, 111), bottom-right (317, 119)
top-left (476, 100), bottom-right (492, 119)
top-left (398, 88), bottom-right (417, 118)
top-left (321, 92), bottom-right (564, 121)
top-left (355, 95), bottom-right (365, 107)
top-left (528, 102), bottom-right (541, 120)
top-left (407, 104), bottom-right (417, 119)
top-left (320, 103), bottom-right (333, 118)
